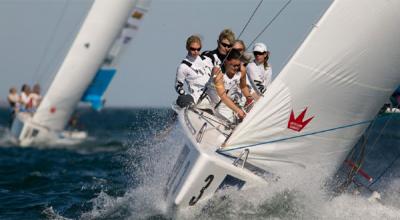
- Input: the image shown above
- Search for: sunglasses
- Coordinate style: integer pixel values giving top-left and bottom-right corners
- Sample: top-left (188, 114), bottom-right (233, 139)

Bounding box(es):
top-left (229, 63), bottom-right (241, 69)
top-left (220, 42), bottom-right (232, 48)
top-left (189, 47), bottom-right (201, 51)
top-left (253, 51), bottom-right (266, 56)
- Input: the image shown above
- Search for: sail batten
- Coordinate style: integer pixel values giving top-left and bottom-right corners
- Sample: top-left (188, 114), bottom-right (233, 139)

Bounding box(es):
top-left (225, 0), bottom-right (400, 177)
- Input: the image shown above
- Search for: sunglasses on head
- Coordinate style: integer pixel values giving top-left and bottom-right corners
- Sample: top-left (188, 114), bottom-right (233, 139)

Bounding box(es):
top-left (189, 47), bottom-right (201, 52)
top-left (220, 42), bottom-right (232, 48)
top-left (253, 51), bottom-right (266, 56)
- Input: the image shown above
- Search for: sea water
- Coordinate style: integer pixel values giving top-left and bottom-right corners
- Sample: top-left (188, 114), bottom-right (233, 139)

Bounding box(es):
top-left (0, 107), bottom-right (399, 219)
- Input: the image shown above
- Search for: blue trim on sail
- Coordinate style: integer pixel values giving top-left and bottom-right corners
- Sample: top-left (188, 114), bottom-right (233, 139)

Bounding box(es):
top-left (81, 68), bottom-right (116, 111)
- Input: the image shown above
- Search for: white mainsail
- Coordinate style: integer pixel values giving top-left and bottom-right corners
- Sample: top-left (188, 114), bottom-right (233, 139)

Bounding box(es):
top-left (224, 0), bottom-right (400, 177)
top-left (32, 0), bottom-right (137, 131)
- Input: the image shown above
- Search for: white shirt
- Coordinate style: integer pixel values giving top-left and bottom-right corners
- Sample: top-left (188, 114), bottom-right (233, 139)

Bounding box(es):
top-left (175, 55), bottom-right (213, 102)
top-left (207, 70), bottom-right (242, 106)
top-left (246, 62), bottom-right (272, 95)
top-left (20, 92), bottom-right (30, 105)
top-left (28, 93), bottom-right (42, 108)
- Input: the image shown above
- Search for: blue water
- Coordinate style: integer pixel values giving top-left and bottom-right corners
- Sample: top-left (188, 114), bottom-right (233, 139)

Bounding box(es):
top-left (0, 107), bottom-right (175, 219)
top-left (0, 107), bottom-right (399, 219)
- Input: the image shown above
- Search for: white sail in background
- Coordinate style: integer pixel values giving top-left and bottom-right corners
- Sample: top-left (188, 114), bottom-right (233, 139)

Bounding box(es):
top-left (104, 0), bottom-right (151, 67)
top-left (32, 0), bottom-right (137, 131)
top-left (224, 0), bottom-right (400, 177)
top-left (81, 0), bottom-right (151, 111)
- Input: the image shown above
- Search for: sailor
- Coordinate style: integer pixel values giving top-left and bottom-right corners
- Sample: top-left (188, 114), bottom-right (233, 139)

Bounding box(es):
top-left (7, 87), bottom-right (20, 120)
top-left (19, 84), bottom-right (31, 112)
top-left (232, 40), bottom-right (258, 105)
top-left (232, 39), bottom-right (252, 66)
top-left (175, 35), bottom-right (213, 108)
top-left (202, 29), bottom-right (236, 67)
top-left (28, 83), bottom-right (42, 111)
top-left (206, 49), bottom-right (253, 123)
top-left (246, 43), bottom-right (272, 96)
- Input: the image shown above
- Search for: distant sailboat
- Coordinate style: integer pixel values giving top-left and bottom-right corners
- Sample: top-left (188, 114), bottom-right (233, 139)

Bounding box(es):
top-left (164, 0), bottom-right (400, 208)
top-left (10, 0), bottom-right (151, 146)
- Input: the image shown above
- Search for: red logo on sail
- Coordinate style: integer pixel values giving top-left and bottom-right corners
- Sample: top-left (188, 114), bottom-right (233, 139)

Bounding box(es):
top-left (50, 107), bottom-right (56, 114)
top-left (288, 108), bottom-right (314, 132)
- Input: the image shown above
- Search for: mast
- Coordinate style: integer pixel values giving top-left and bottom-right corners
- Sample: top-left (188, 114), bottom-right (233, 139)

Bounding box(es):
top-left (32, 0), bottom-right (136, 131)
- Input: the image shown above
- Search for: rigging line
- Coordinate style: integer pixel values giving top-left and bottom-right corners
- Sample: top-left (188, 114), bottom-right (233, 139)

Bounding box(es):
top-left (222, 0), bottom-right (291, 70)
top-left (368, 150), bottom-right (400, 189)
top-left (367, 103), bottom-right (400, 189)
top-left (31, 0), bottom-right (70, 83)
top-left (366, 104), bottom-right (400, 158)
top-left (220, 0), bottom-right (264, 66)
top-left (236, 0), bottom-right (264, 40)
top-left (341, 135), bottom-right (368, 191)
top-left (218, 118), bottom-right (376, 153)
top-left (343, 102), bottom-right (400, 188)
top-left (247, 0), bottom-right (292, 50)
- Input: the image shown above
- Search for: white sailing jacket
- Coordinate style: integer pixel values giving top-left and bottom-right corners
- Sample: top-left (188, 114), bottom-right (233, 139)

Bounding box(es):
top-left (175, 55), bottom-right (213, 102)
top-left (246, 62), bottom-right (272, 95)
top-left (207, 70), bottom-right (243, 107)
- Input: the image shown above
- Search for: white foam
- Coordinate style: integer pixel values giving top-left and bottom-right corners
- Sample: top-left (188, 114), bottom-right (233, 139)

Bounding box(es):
top-left (80, 123), bottom-right (400, 219)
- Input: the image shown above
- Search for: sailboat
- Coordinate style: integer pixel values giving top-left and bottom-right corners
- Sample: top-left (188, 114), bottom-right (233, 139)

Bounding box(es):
top-left (10, 0), bottom-right (151, 146)
top-left (164, 0), bottom-right (400, 208)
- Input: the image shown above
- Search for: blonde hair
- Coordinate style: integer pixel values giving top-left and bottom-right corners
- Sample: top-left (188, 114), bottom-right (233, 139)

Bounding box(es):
top-left (218, 29), bottom-right (235, 44)
top-left (233, 40), bottom-right (246, 51)
top-left (186, 35), bottom-right (202, 50)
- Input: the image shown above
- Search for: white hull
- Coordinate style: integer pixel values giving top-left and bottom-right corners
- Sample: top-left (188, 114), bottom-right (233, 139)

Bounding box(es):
top-left (164, 107), bottom-right (268, 208)
top-left (166, 0), bottom-right (400, 210)
top-left (10, 113), bottom-right (87, 147)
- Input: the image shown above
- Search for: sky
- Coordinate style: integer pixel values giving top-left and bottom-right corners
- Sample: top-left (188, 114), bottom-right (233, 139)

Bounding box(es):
top-left (0, 0), bottom-right (331, 107)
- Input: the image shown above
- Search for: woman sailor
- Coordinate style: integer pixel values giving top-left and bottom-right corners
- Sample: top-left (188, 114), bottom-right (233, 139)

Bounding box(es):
top-left (206, 49), bottom-right (253, 123)
top-left (246, 42), bottom-right (272, 96)
top-left (175, 35), bottom-right (213, 108)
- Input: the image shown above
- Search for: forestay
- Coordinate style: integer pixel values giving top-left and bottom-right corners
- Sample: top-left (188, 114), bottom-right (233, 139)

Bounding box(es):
top-left (224, 0), bottom-right (400, 177)
top-left (32, 0), bottom-right (137, 131)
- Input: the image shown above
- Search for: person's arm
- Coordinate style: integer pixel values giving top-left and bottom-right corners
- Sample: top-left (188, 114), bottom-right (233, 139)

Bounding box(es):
top-left (213, 67), bottom-right (245, 119)
top-left (239, 65), bottom-right (252, 99)
top-left (175, 65), bottom-right (187, 95)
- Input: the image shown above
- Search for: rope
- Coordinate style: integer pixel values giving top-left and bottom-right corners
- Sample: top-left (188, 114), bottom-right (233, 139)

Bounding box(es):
top-left (339, 135), bottom-right (367, 191)
top-left (236, 0), bottom-right (264, 40)
top-left (367, 102), bottom-right (400, 189)
top-left (222, 0), bottom-right (291, 65)
top-left (219, 118), bottom-right (376, 153)
top-left (246, 0), bottom-right (292, 50)
top-left (218, 113), bottom-right (394, 153)
top-left (339, 102), bottom-right (400, 191)
top-left (369, 151), bottom-right (400, 189)
top-left (31, 0), bottom-right (70, 84)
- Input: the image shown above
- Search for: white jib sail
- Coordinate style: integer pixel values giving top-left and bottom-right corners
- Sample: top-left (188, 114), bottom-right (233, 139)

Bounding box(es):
top-left (32, 0), bottom-right (137, 131)
top-left (224, 0), bottom-right (400, 178)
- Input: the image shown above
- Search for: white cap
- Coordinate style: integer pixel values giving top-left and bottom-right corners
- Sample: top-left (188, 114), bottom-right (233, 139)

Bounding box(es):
top-left (253, 43), bottom-right (268, 53)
